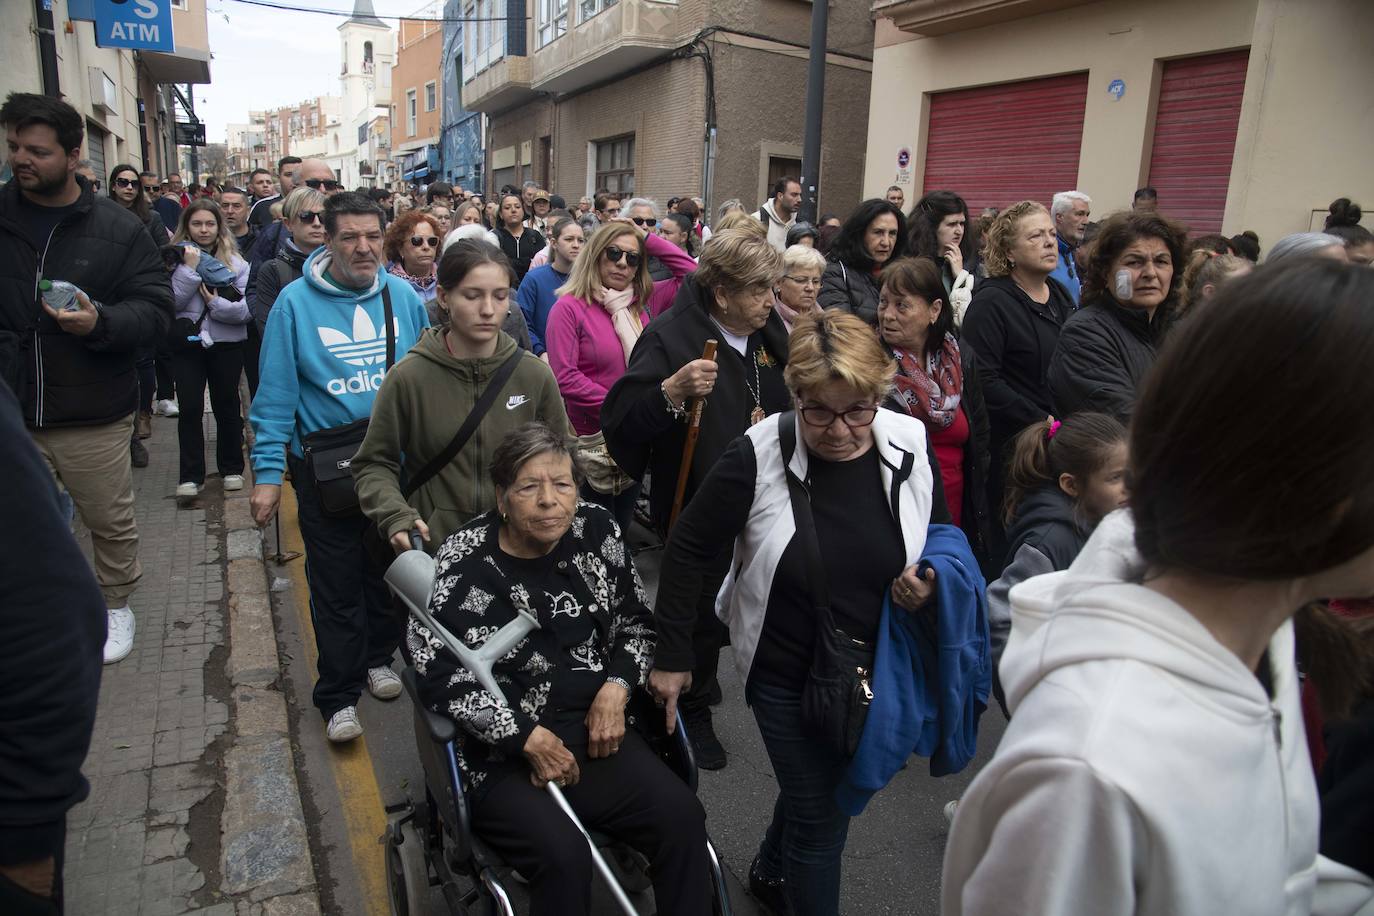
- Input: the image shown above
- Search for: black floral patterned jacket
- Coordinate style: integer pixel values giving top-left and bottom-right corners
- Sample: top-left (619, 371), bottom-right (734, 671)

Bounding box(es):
top-left (410, 502), bottom-right (655, 793)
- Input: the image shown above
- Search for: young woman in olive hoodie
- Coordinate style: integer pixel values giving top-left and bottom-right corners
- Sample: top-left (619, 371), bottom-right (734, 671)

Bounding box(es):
top-left (352, 241), bottom-right (571, 553)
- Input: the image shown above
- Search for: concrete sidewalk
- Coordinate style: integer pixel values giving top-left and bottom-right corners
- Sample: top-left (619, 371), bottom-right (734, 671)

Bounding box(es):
top-left (62, 410), bottom-right (320, 916)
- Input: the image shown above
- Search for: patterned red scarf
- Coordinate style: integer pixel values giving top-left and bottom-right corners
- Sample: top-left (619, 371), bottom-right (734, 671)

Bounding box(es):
top-left (891, 336), bottom-right (964, 429)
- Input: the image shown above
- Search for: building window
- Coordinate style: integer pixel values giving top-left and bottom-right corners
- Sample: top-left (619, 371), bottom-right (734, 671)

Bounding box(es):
top-left (407, 89), bottom-right (417, 137)
top-left (538, 0), bottom-right (568, 47)
top-left (463, 0), bottom-right (507, 82)
top-left (425, 81), bottom-right (437, 112)
top-left (579, 0), bottom-right (617, 23)
top-left (595, 134), bottom-right (634, 195)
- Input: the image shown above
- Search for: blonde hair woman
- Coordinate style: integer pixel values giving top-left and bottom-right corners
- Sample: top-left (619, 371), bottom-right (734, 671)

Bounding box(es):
top-left (252, 185), bottom-right (327, 333)
top-left (651, 309), bottom-right (975, 916)
top-left (959, 200), bottom-right (1072, 520)
top-left (169, 199), bottom-right (252, 498)
top-left (775, 243), bottom-right (826, 332)
top-left (545, 218), bottom-right (696, 529)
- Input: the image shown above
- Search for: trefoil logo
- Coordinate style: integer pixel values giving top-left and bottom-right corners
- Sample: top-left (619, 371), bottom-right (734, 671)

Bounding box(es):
top-left (319, 305), bottom-right (400, 397)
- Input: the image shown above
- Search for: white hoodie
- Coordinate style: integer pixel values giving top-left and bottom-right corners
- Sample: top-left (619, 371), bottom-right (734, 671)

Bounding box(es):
top-left (941, 511), bottom-right (1374, 916)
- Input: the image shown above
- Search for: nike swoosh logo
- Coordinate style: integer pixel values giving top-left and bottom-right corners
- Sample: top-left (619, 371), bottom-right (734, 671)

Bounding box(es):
top-left (505, 395), bottom-right (529, 410)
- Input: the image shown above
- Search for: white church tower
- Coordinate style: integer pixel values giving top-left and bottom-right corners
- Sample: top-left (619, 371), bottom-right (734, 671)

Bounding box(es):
top-left (328, 0), bottom-right (394, 187)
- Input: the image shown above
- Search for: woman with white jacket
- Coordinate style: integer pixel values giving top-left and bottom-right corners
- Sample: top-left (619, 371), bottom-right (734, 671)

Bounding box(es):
top-left (942, 258), bottom-right (1374, 916)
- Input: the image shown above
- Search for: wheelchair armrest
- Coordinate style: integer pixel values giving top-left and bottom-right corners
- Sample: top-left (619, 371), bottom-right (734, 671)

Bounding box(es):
top-left (401, 666), bottom-right (458, 744)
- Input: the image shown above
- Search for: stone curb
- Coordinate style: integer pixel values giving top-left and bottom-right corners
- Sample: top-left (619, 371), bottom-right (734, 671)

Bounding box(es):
top-left (220, 488), bottom-right (321, 914)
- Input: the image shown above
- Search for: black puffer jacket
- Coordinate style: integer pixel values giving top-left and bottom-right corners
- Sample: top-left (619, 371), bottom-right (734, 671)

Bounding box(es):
top-left (817, 258), bottom-right (881, 326)
top-left (0, 177), bottom-right (173, 428)
top-left (1048, 296), bottom-right (1171, 423)
top-left (251, 241), bottom-right (310, 333)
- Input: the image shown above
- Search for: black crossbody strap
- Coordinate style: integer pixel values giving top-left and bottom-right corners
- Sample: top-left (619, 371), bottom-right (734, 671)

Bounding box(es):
top-left (401, 349), bottom-right (525, 498)
top-left (382, 285), bottom-right (396, 368)
top-left (778, 412), bottom-right (830, 609)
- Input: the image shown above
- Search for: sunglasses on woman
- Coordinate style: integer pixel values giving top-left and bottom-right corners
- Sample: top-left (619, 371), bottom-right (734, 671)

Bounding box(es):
top-left (113, 177), bottom-right (139, 189)
top-left (604, 246), bottom-right (641, 269)
top-left (304, 178), bottom-right (343, 191)
top-left (409, 236), bottom-right (439, 248)
top-left (296, 210), bottom-right (322, 224)
top-left (630, 217), bottom-right (657, 228)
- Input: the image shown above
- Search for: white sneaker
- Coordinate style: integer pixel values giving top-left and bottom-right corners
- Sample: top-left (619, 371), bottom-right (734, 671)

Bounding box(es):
top-left (104, 606), bottom-right (135, 664)
top-left (326, 706), bottom-right (363, 742)
top-left (367, 666), bottom-right (402, 700)
top-left (176, 482), bottom-right (199, 498)
top-left (943, 799), bottom-right (960, 826)
top-left (223, 474), bottom-right (245, 491)
top-left (160, 399), bottom-right (180, 417)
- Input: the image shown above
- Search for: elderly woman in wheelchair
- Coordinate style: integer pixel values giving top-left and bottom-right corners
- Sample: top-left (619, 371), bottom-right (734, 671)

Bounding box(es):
top-left (408, 422), bottom-right (714, 916)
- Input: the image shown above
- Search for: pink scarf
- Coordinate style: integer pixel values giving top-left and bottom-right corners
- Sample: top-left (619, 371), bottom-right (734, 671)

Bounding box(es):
top-left (892, 336), bottom-right (964, 429)
top-left (773, 291), bottom-right (821, 333)
top-left (599, 285), bottom-right (643, 365)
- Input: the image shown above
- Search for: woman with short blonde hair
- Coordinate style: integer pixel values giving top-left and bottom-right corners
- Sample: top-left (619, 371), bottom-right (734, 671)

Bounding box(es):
top-left (775, 244), bottom-right (827, 332)
top-left (545, 219), bottom-right (697, 530)
top-left (714, 210), bottom-right (768, 237)
top-left (651, 308), bottom-right (968, 916)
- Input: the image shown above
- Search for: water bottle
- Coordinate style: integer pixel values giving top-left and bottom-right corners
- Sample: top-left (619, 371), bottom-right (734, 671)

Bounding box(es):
top-left (40, 279), bottom-right (83, 312)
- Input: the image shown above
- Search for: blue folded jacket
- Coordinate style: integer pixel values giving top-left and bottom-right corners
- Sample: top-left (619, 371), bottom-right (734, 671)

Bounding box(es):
top-left (834, 523), bottom-right (992, 816)
top-left (176, 242), bottom-right (236, 286)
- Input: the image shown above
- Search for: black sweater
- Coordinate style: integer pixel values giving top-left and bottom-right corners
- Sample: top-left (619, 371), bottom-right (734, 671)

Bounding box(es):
top-left (601, 276), bottom-right (791, 532)
top-left (0, 383), bottom-right (104, 865)
top-left (494, 225), bottom-right (546, 283)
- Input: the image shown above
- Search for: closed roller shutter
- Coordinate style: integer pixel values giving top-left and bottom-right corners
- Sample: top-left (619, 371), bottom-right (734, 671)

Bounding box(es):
top-left (1146, 49), bottom-right (1249, 233)
top-left (85, 121), bottom-right (108, 189)
top-left (923, 72), bottom-right (1089, 213)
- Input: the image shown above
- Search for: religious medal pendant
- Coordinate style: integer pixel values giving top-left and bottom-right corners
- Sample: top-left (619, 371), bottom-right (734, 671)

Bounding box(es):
top-left (750, 406), bottom-right (765, 426)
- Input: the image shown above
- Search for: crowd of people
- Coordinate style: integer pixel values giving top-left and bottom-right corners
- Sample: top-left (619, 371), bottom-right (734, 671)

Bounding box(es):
top-left (4, 86), bottom-right (1374, 916)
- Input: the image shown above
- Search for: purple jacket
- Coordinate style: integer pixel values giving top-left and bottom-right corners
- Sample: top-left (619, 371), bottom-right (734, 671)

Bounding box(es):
top-left (547, 233), bottom-right (696, 436)
top-left (171, 254), bottom-right (252, 344)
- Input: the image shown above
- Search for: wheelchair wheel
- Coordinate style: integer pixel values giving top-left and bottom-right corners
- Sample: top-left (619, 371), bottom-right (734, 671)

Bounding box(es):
top-left (385, 819), bottom-right (432, 916)
top-left (606, 844), bottom-right (653, 893)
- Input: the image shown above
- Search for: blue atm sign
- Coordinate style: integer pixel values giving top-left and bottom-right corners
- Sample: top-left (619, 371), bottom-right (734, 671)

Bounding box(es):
top-left (95, 0), bottom-right (176, 52)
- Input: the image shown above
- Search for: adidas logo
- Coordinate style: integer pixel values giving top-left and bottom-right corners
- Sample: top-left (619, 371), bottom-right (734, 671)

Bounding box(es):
top-left (318, 305), bottom-right (400, 367)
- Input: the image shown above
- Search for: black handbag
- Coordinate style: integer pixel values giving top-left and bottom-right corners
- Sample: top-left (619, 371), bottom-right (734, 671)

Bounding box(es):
top-left (169, 306), bottom-right (209, 352)
top-left (300, 287), bottom-right (395, 518)
top-left (779, 412), bottom-right (876, 757)
top-left (361, 348), bottom-right (526, 564)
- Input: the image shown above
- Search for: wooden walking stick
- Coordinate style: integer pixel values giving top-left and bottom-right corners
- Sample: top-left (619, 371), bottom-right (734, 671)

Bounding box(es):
top-left (668, 339), bottom-right (718, 530)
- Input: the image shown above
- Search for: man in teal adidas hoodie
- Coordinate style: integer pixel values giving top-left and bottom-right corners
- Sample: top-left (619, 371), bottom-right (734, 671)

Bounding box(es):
top-left (249, 192), bottom-right (428, 743)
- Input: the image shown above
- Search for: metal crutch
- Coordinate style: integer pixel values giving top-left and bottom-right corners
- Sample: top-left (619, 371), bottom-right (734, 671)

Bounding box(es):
top-left (384, 548), bottom-right (642, 916)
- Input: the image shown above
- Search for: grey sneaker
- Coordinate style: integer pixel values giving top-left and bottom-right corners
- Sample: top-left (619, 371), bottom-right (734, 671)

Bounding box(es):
top-left (367, 666), bottom-right (402, 700)
top-left (326, 706), bottom-right (363, 742)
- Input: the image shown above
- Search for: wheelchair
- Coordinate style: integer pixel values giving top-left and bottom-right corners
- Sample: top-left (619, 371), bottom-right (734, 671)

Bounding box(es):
top-left (382, 547), bottom-right (734, 916)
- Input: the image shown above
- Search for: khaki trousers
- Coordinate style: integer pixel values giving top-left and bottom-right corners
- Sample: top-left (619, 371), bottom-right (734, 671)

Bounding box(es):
top-left (31, 413), bottom-right (141, 607)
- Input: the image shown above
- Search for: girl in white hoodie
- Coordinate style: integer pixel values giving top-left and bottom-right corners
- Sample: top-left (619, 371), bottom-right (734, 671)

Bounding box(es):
top-left (942, 258), bottom-right (1374, 916)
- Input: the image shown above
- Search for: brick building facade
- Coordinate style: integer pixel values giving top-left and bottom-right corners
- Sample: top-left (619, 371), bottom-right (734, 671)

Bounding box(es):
top-left (462, 0), bottom-right (873, 219)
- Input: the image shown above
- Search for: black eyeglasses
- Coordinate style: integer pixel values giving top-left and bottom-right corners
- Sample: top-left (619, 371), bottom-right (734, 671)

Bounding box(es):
top-left (113, 177), bottom-right (139, 189)
top-left (604, 246), bottom-right (641, 269)
top-left (799, 405), bottom-right (879, 428)
top-left (631, 217), bottom-right (658, 228)
top-left (142, 184), bottom-right (159, 193)
top-left (304, 178), bottom-right (343, 191)
top-left (409, 236), bottom-right (439, 248)
top-left (296, 210), bottom-right (322, 224)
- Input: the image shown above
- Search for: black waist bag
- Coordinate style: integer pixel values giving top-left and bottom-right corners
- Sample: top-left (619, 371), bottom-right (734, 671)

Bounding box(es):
top-left (778, 412), bottom-right (875, 757)
top-left (300, 288), bottom-right (395, 519)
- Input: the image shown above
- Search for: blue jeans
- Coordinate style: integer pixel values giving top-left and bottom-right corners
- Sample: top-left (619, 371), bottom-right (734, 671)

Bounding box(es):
top-left (748, 678), bottom-right (851, 916)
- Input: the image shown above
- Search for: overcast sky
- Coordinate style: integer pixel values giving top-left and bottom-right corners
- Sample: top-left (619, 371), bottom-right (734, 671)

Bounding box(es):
top-left (197, 0), bottom-right (428, 145)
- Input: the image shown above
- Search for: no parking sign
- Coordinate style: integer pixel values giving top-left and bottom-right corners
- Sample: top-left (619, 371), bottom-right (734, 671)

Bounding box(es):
top-left (94, 0), bottom-right (176, 52)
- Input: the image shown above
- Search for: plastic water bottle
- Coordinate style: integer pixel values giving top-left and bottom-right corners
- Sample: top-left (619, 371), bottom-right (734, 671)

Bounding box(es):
top-left (40, 279), bottom-right (83, 312)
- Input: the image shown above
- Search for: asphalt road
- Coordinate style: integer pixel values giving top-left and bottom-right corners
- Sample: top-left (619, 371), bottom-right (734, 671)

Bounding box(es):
top-left (270, 515), bottom-right (1007, 916)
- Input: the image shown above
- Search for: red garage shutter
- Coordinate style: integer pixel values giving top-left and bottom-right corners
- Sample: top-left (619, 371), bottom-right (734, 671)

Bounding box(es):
top-left (1146, 50), bottom-right (1249, 233)
top-left (923, 72), bottom-right (1089, 214)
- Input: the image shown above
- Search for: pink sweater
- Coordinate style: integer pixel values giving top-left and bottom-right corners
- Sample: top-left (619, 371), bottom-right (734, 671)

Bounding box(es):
top-left (547, 233), bottom-right (697, 435)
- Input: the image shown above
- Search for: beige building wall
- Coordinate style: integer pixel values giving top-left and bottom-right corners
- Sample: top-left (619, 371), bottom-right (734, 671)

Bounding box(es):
top-left (865, 0), bottom-right (1373, 248)
top-left (393, 16), bottom-right (444, 148)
